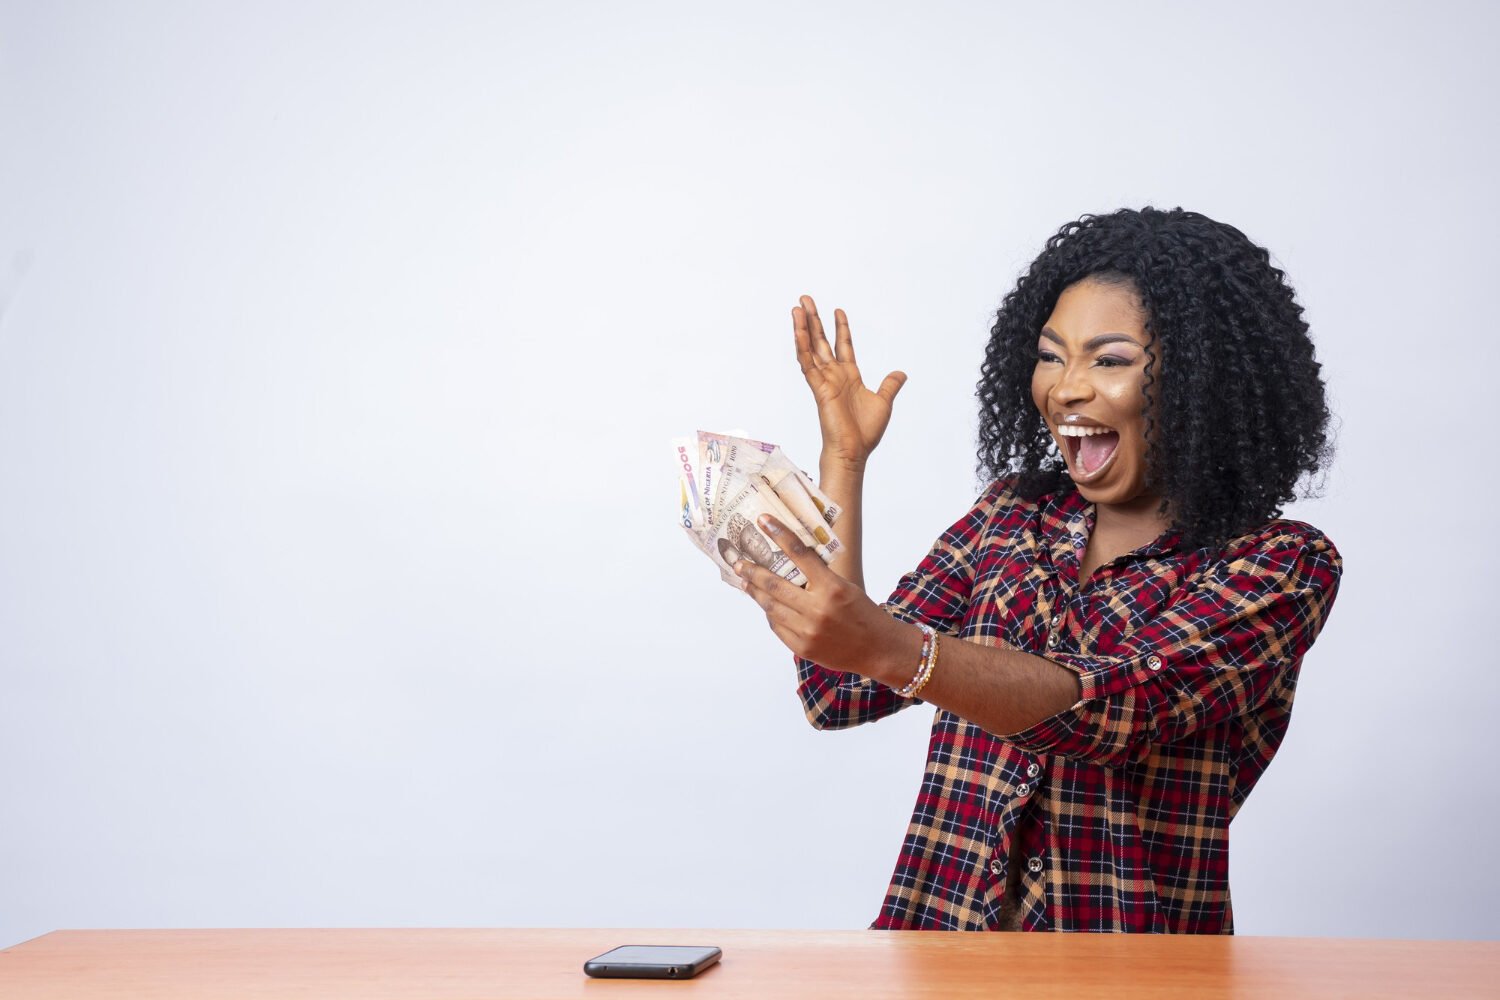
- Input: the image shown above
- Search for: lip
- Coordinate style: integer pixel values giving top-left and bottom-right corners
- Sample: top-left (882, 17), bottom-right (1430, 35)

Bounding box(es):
top-left (1066, 438), bottom-right (1120, 483)
top-left (1053, 413), bottom-right (1112, 428)
top-left (1051, 417), bottom-right (1121, 483)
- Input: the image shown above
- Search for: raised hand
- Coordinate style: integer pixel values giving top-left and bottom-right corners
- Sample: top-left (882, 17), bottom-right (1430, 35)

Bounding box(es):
top-left (794, 295), bottom-right (907, 471)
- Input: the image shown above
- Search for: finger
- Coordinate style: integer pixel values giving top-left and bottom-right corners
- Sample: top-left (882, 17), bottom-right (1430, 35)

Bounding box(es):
top-left (833, 308), bottom-right (857, 365)
top-left (738, 554), bottom-right (814, 611)
top-left (734, 558), bottom-right (780, 599)
top-left (792, 306), bottom-right (824, 382)
top-left (800, 294), bottom-right (835, 363)
top-left (876, 370), bottom-right (908, 406)
top-left (757, 514), bottom-right (833, 588)
top-left (737, 562), bottom-right (815, 628)
top-left (737, 568), bottom-right (778, 614)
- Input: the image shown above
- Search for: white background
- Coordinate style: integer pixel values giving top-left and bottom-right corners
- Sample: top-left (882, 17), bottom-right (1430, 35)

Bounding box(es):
top-left (2, 1), bottom-right (1496, 947)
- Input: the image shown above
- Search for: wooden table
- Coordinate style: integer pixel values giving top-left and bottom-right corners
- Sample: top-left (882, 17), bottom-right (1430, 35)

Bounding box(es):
top-left (1, 928), bottom-right (1496, 998)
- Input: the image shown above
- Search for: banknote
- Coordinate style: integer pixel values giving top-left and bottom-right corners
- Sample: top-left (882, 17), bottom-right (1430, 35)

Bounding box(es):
top-left (792, 467), bottom-right (841, 526)
top-left (675, 430), bottom-right (842, 588)
top-left (700, 430), bottom-right (774, 525)
top-left (756, 450), bottom-right (842, 544)
top-left (672, 436), bottom-right (705, 532)
top-left (705, 477), bottom-right (809, 588)
top-left (693, 432), bottom-right (841, 530)
top-left (717, 464), bottom-right (839, 563)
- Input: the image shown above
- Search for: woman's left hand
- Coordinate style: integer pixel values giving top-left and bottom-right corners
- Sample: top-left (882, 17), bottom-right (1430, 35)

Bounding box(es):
top-left (735, 515), bottom-right (916, 680)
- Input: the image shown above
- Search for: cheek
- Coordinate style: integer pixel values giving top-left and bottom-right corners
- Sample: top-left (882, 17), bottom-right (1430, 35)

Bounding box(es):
top-left (1116, 407), bottom-right (1150, 461)
top-left (1101, 382), bottom-right (1147, 430)
top-left (1030, 366), bottom-right (1049, 414)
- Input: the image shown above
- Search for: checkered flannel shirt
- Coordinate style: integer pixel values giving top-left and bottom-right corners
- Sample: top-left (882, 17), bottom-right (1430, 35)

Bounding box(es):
top-left (795, 479), bottom-right (1341, 933)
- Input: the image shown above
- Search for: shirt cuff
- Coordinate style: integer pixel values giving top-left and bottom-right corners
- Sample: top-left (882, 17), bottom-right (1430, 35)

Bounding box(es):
top-left (998, 649), bottom-right (1164, 760)
top-left (1052, 649), bottom-right (1169, 701)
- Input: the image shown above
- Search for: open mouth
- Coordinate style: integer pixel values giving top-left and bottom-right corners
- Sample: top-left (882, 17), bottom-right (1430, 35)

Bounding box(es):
top-left (1057, 424), bottom-right (1120, 482)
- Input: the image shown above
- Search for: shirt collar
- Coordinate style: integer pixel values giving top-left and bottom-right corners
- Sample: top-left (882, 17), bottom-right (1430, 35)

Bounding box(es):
top-left (1041, 484), bottom-right (1183, 571)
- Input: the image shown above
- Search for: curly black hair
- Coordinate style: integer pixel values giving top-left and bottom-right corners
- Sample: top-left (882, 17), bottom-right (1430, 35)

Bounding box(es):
top-left (976, 207), bottom-right (1332, 550)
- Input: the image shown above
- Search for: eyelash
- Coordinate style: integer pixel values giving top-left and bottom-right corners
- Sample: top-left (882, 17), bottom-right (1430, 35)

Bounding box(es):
top-left (1036, 351), bottom-right (1132, 368)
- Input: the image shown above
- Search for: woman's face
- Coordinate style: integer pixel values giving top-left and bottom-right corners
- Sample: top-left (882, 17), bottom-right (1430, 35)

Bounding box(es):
top-left (1030, 277), bottom-right (1155, 509)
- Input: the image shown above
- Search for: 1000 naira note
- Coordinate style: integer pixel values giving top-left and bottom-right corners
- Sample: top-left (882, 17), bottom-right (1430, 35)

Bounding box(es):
top-left (674, 431), bottom-right (842, 589)
top-left (706, 479), bottom-right (809, 588)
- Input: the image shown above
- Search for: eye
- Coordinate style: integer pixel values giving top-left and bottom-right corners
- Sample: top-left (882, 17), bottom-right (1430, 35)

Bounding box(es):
top-left (1036, 349), bottom-right (1062, 364)
top-left (1093, 355), bottom-right (1133, 368)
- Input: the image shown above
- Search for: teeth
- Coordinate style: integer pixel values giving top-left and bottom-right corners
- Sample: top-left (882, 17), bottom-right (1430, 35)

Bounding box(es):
top-left (1056, 425), bottom-right (1115, 437)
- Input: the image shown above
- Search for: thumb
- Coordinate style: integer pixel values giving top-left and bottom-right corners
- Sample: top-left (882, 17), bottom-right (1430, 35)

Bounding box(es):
top-left (757, 514), bottom-right (831, 586)
top-left (876, 370), bottom-right (908, 405)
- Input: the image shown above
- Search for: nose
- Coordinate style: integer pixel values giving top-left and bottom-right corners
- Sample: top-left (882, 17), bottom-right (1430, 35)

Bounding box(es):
top-left (1049, 359), bottom-right (1095, 409)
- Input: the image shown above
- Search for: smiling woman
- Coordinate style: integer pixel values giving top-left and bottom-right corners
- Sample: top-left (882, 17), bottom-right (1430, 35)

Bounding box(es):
top-left (1034, 280), bottom-right (1152, 493)
top-left (981, 210), bottom-right (1332, 552)
top-left (733, 207), bottom-right (1341, 934)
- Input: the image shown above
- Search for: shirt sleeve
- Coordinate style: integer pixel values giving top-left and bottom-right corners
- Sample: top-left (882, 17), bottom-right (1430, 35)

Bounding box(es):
top-left (795, 481), bottom-right (1005, 731)
top-left (1001, 527), bottom-right (1343, 767)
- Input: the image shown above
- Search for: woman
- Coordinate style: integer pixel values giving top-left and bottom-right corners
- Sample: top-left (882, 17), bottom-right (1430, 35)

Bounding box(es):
top-left (732, 207), bottom-right (1341, 933)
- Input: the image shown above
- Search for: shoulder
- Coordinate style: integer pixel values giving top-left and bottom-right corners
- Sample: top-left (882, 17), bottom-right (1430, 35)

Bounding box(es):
top-left (1201, 518), bottom-right (1342, 592)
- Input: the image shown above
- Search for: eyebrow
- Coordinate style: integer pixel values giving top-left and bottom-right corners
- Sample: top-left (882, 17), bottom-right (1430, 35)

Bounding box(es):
top-left (1039, 327), bottom-right (1144, 352)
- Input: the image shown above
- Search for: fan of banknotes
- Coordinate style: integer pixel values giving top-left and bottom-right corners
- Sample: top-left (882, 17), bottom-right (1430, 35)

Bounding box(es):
top-left (674, 430), bottom-right (843, 589)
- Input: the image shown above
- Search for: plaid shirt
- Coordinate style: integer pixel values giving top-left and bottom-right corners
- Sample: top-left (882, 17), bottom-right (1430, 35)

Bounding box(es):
top-left (796, 480), bottom-right (1341, 933)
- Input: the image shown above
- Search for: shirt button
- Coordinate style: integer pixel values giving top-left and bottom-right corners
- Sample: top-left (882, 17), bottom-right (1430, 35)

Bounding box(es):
top-left (1016, 783), bottom-right (1030, 797)
top-left (1147, 654), bottom-right (1163, 671)
top-left (1046, 633), bottom-right (1059, 649)
top-left (1027, 856), bottom-right (1044, 874)
top-left (1049, 613), bottom-right (1061, 627)
top-left (1026, 762), bottom-right (1040, 779)
top-left (990, 858), bottom-right (1003, 876)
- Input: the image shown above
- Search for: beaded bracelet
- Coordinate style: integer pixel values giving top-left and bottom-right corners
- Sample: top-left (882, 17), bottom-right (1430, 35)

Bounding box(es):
top-left (895, 623), bottom-right (940, 699)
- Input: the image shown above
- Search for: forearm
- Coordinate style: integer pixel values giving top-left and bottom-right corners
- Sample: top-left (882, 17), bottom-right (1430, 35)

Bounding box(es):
top-left (865, 617), bottom-right (1082, 736)
top-left (819, 455), bottom-right (868, 592)
top-left (741, 510), bottom-right (1079, 739)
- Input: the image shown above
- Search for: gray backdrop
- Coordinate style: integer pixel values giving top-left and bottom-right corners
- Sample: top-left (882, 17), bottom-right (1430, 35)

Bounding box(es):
top-left (2, 1), bottom-right (1496, 947)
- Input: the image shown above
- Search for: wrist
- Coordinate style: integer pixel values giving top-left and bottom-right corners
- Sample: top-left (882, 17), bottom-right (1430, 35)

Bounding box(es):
top-left (875, 618), bottom-right (927, 689)
top-left (819, 452), bottom-right (867, 484)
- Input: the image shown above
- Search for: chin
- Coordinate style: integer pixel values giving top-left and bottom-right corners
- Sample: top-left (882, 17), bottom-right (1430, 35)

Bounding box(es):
top-left (1073, 475), bottom-right (1150, 509)
top-left (1076, 483), bottom-right (1123, 505)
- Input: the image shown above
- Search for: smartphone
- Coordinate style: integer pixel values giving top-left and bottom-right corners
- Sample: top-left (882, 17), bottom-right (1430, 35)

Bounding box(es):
top-left (582, 944), bottom-right (722, 979)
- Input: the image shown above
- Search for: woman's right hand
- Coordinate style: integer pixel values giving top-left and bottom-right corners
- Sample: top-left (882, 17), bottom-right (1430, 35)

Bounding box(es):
top-left (793, 295), bottom-right (907, 471)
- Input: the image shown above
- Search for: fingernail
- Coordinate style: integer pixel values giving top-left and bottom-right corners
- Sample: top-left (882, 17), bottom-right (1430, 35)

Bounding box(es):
top-left (733, 561), bottom-right (745, 575)
top-left (759, 515), bottom-right (778, 533)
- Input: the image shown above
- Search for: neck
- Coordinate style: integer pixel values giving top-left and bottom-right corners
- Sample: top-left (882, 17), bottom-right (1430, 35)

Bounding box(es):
top-left (1094, 493), bottom-right (1171, 545)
